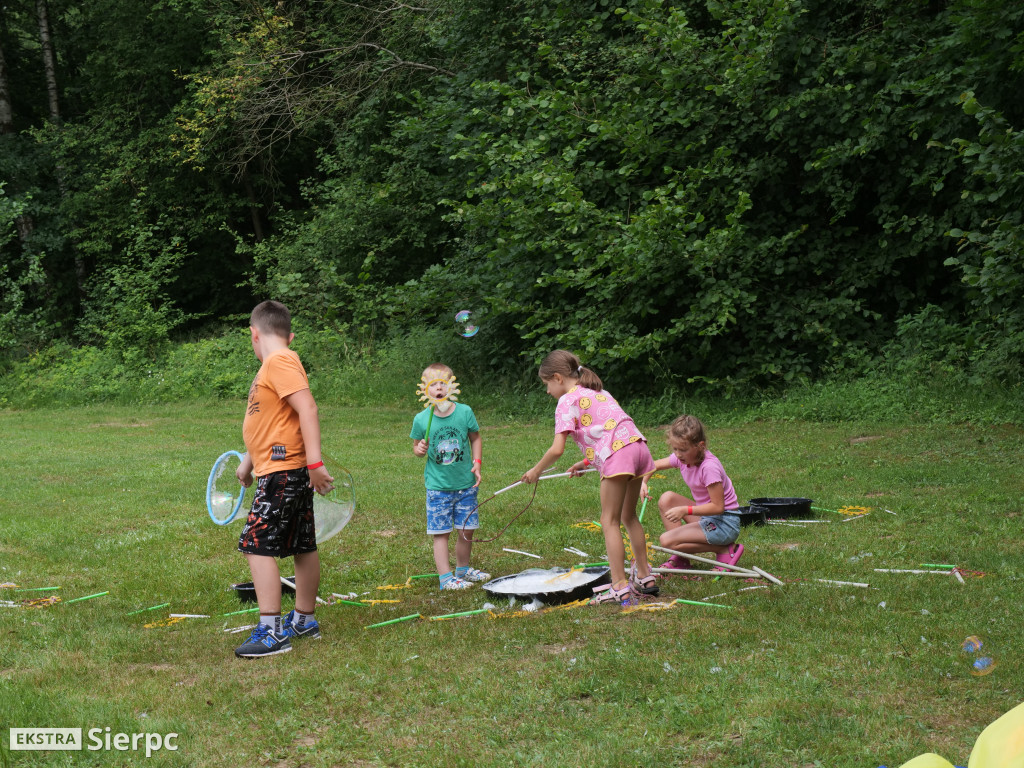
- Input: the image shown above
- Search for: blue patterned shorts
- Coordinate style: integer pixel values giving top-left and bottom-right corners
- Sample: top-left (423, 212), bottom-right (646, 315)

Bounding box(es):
top-left (426, 487), bottom-right (479, 535)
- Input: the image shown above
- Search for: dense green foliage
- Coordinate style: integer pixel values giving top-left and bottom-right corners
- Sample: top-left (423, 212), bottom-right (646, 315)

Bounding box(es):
top-left (1, 0), bottom-right (1022, 398)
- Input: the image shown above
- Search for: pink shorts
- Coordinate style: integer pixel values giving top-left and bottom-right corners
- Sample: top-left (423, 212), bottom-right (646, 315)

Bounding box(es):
top-left (600, 440), bottom-right (655, 479)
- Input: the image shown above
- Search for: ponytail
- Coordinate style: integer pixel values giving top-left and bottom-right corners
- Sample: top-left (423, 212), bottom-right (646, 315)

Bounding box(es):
top-left (538, 350), bottom-right (604, 391)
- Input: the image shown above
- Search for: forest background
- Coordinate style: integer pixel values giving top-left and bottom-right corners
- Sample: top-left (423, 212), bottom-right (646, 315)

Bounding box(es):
top-left (1, 0), bottom-right (1023, 420)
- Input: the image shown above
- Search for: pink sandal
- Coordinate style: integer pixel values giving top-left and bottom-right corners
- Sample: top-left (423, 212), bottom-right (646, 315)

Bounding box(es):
top-left (659, 557), bottom-right (692, 573)
top-left (629, 560), bottom-right (660, 596)
top-left (713, 543), bottom-right (744, 571)
top-left (658, 554), bottom-right (691, 572)
top-left (590, 581), bottom-right (639, 606)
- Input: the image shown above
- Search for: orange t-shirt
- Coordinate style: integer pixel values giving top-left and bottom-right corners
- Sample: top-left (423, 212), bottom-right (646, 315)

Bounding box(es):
top-left (243, 348), bottom-right (310, 477)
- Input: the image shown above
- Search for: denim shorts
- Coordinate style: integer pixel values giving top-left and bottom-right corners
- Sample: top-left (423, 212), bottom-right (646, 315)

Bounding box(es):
top-left (238, 468), bottom-right (316, 557)
top-left (426, 487), bottom-right (479, 535)
top-left (699, 512), bottom-right (742, 547)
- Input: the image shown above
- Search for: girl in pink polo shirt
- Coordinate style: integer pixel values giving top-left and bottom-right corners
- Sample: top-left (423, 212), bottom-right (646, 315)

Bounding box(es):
top-left (640, 414), bottom-right (744, 573)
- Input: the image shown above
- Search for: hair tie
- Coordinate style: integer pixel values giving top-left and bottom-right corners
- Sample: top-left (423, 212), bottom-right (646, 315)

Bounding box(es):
top-left (576, 365), bottom-right (582, 374)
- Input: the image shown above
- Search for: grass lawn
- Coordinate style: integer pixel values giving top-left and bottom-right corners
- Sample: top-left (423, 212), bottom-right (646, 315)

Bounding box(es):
top-left (1, 403), bottom-right (1021, 767)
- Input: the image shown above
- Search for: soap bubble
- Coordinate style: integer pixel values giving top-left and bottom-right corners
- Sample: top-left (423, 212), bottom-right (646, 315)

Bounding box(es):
top-left (454, 309), bottom-right (479, 338)
top-left (961, 635), bottom-right (997, 677)
top-left (313, 457), bottom-right (355, 543)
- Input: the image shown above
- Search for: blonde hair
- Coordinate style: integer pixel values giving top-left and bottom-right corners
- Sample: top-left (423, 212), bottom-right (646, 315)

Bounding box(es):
top-left (250, 300), bottom-right (291, 338)
top-left (666, 414), bottom-right (707, 454)
top-left (422, 363), bottom-right (453, 380)
top-left (538, 350), bottom-right (603, 391)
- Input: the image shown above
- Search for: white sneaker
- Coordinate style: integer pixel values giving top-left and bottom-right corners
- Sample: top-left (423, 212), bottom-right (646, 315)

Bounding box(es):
top-left (460, 568), bottom-right (491, 582)
top-left (440, 577), bottom-right (474, 591)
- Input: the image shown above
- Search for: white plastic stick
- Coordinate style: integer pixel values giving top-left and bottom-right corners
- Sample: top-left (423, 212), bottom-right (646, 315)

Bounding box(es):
top-left (651, 544), bottom-right (759, 576)
top-left (503, 548), bottom-right (542, 559)
top-left (874, 569), bottom-right (948, 574)
top-left (767, 522), bottom-right (806, 527)
top-left (652, 568), bottom-right (751, 578)
top-left (281, 575), bottom-right (327, 604)
top-left (702, 585), bottom-right (768, 601)
top-left (751, 566), bottom-right (785, 586)
top-left (223, 624), bottom-right (257, 634)
top-left (816, 579), bottom-right (870, 587)
top-left (540, 468), bottom-right (596, 481)
top-left (169, 614), bottom-right (210, 618)
top-left (842, 513), bottom-right (870, 522)
top-left (494, 468), bottom-right (598, 496)
top-left (953, 570), bottom-right (966, 584)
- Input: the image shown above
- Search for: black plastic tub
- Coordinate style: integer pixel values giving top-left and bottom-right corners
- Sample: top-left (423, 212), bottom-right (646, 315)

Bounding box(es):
top-left (732, 506), bottom-right (767, 527)
top-left (748, 497), bottom-right (813, 520)
top-left (232, 577), bottom-right (296, 603)
top-left (482, 566), bottom-right (611, 605)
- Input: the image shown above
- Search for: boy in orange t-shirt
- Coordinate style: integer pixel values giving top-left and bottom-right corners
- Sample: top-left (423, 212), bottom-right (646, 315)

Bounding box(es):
top-left (233, 300), bottom-right (333, 658)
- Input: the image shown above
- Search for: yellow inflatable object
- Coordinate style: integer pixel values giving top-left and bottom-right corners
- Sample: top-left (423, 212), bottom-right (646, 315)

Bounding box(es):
top-left (898, 755), bottom-right (956, 768)
top-left (897, 700), bottom-right (1024, 768)
top-left (968, 700), bottom-right (1024, 768)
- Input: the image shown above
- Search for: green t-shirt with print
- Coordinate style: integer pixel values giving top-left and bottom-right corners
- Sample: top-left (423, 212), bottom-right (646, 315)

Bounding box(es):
top-left (410, 402), bottom-right (480, 491)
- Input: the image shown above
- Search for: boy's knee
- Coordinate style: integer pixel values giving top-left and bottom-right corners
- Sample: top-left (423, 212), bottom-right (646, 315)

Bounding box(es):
top-left (658, 491), bottom-right (675, 510)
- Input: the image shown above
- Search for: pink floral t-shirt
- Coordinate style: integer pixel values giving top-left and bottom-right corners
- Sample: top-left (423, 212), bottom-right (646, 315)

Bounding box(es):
top-left (555, 386), bottom-right (645, 471)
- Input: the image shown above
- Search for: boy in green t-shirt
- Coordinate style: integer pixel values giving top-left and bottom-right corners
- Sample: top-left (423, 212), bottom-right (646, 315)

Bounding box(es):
top-left (410, 364), bottom-right (488, 590)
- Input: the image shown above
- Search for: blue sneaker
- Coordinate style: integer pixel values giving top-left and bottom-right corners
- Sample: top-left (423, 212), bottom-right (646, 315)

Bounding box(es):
top-left (234, 623), bottom-right (292, 658)
top-left (283, 610), bottom-right (321, 640)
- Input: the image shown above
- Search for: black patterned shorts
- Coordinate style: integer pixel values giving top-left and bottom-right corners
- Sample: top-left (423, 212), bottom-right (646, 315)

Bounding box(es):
top-left (237, 468), bottom-right (317, 557)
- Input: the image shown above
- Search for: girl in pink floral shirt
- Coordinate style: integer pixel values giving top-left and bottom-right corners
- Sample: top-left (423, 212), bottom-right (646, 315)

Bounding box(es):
top-left (521, 350), bottom-right (656, 606)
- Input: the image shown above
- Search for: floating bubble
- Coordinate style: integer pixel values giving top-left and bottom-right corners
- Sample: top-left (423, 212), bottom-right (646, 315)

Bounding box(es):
top-left (962, 635), bottom-right (997, 677)
top-left (454, 309), bottom-right (479, 338)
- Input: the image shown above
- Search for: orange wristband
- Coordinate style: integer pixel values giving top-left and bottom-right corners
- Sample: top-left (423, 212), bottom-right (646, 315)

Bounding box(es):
top-left (688, 506), bottom-right (693, 514)
top-left (307, 461), bottom-right (324, 470)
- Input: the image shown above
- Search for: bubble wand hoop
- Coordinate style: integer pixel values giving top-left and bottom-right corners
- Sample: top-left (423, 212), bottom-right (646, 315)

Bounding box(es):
top-left (417, 371), bottom-right (462, 449)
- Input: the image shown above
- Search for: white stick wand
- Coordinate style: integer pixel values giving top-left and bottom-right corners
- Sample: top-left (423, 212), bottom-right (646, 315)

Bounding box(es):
top-left (493, 468), bottom-right (597, 496)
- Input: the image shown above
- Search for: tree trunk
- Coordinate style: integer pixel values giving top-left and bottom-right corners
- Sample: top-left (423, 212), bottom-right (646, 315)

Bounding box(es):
top-left (37, 0), bottom-right (60, 123)
top-left (0, 36), bottom-right (13, 134)
top-left (37, 0), bottom-right (86, 301)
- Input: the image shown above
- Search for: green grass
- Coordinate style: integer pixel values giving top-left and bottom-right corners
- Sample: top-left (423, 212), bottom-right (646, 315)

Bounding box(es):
top-left (1, 403), bottom-right (1021, 767)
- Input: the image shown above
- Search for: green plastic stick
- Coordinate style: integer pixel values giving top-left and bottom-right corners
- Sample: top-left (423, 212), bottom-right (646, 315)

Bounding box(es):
top-left (811, 505), bottom-right (839, 513)
top-left (13, 586), bottom-right (61, 592)
top-left (674, 598), bottom-right (733, 610)
top-left (126, 602), bottom-right (170, 616)
top-left (222, 606), bottom-right (261, 617)
top-left (638, 496), bottom-right (649, 523)
top-left (409, 574), bottom-right (439, 579)
top-left (429, 608), bottom-right (490, 621)
top-left (578, 562), bottom-right (609, 567)
top-left (63, 591), bottom-right (109, 604)
top-left (337, 599), bottom-right (369, 607)
top-left (365, 613), bottom-right (421, 629)
top-left (424, 405), bottom-right (435, 446)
